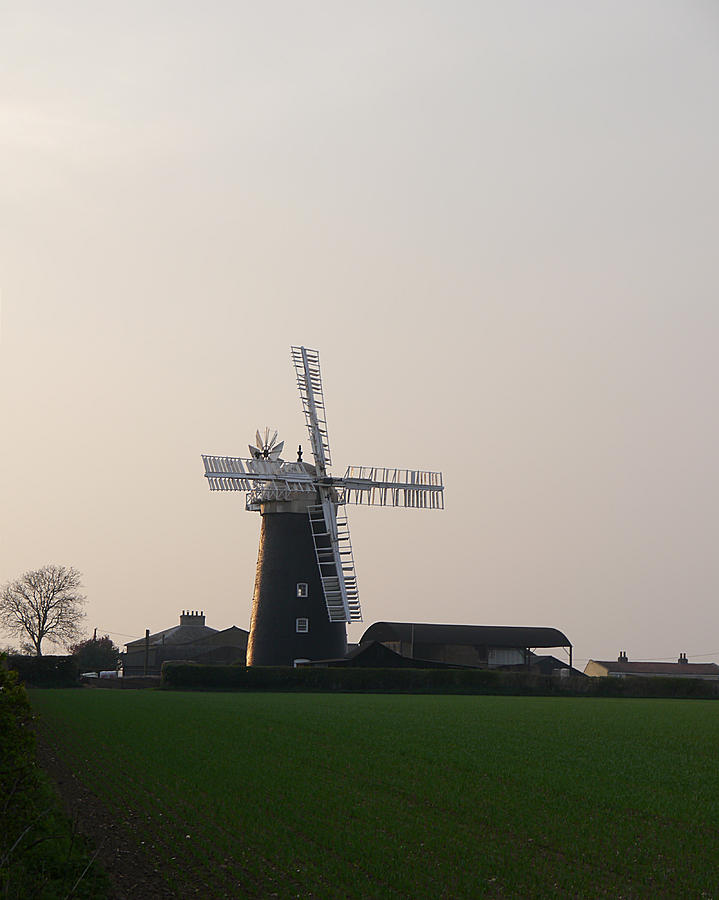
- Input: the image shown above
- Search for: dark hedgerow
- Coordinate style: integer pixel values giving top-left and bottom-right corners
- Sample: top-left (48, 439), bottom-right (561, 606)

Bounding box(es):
top-left (7, 655), bottom-right (79, 688)
top-left (0, 655), bottom-right (109, 899)
top-left (160, 661), bottom-right (719, 699)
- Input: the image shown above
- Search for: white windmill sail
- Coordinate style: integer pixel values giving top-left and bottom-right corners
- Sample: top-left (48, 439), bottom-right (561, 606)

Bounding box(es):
top-left (291, 346), bottom-right (331, 475)
top-left (201, 454), bottom-right (314, 502)
top-left (341, 466), bottom-right (445, 508)
top-left (292, 346), bottom-right (362, 623)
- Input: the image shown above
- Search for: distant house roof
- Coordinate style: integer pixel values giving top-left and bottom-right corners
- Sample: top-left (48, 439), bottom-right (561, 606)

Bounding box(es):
top-left (187, 626), bottom-right (248, 648)
top-left (125, 625), bottom-right (217, 650)
top-left (587, 660), bottom-right (719, 678)
top-left (121, 617), bottom-right (249, 676)
top-left (360, 622), bottom-right (571, 649)
top-left (124, 612), bottom-right (220, 651)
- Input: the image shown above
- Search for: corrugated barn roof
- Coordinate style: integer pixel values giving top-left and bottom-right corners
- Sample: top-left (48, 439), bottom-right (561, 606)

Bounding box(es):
top-left (360, 622), bottom-right (571, 648)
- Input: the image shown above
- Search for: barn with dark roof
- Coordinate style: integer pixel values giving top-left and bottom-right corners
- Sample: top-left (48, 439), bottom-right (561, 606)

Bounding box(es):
top-left (360, 622), bottom-right (573, 670)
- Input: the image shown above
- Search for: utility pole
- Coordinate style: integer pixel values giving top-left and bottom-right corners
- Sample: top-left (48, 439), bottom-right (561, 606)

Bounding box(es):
top-left (143, 629), bottom-right (150, 675)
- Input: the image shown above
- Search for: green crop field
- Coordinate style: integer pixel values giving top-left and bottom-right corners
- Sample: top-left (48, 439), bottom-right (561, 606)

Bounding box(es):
top-left (30, 690), bottom-right (719, 898)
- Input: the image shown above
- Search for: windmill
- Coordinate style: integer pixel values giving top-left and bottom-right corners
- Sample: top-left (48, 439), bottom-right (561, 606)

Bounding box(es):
top-left (201, 346), bottom-right (444, 666)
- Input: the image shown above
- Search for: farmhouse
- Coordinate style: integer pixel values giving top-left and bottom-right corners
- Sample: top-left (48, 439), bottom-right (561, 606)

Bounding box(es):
top-left (584, 652), bottom-right (719, 680)
top-left (122, 611), bottom-right (248, 676)
top-left (359, 622), bottom-right (574, 670)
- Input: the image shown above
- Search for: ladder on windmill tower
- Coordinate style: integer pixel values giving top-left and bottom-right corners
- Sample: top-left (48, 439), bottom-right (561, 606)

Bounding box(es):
top-left (307, 503), bottom-right (361, 622)
top-left (201, 345), bottom-right (444, 645)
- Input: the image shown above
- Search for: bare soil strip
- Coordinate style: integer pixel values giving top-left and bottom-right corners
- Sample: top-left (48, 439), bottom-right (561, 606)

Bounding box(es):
top-left (35, 732), bottom-right (178, 900)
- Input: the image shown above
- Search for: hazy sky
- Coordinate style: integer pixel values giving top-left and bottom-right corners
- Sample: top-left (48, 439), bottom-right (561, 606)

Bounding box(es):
top-left (1, 1), bottom-right (717, 668)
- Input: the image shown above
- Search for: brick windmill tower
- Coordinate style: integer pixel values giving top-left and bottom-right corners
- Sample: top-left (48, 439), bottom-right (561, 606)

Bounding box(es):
top-left (201, 346), bottom-right (444, 666)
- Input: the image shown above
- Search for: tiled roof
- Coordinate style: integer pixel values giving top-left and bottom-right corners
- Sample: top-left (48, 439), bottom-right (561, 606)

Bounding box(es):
top-left (125, 624), bottom-right (217, 649)
top-left (592, 660), bottom-right (719, 676)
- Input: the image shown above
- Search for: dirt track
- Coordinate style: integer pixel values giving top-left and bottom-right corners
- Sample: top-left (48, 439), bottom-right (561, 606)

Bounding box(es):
top-left (35, 735), bottom-right (179, 900)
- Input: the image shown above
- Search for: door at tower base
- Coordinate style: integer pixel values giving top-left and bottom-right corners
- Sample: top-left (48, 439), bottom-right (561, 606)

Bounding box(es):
top-left (246, 510), bottom-right (347, 666)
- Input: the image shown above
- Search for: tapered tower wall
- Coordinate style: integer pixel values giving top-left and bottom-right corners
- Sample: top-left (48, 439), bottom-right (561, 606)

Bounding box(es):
top-left (246, 508), bottom-right (347, 666)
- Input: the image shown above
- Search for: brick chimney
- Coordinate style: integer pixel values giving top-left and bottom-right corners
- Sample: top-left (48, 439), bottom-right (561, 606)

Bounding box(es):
top-left (618, 651), bottom-right (628, 663)
top-left (179, 610), bottom-right (206, 627)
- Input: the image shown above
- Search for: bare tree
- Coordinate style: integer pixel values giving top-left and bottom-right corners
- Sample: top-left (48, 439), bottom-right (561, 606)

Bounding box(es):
top-left (0, 565), bottom-right (86, 656)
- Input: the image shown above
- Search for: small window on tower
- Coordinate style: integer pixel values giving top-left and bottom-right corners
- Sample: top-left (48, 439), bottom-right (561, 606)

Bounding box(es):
top-left (296, 617), bottom-right (309, 634)
top-left (296, 583), bottom-right (308, 598)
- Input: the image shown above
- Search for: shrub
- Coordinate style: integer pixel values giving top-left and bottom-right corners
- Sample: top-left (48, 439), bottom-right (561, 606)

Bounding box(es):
top-left (69, 635), bottom-right (120, 674)
top-left (0, 655), bottom-right (109, 898)
top-left (161, 663), bottom-right (551, 694)
top-left (7, 655), bottom-right (79, 688)
top-left (0, 656), bottom-right (34, 799)
top-left (160, 661), bottom-right (719, 698)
